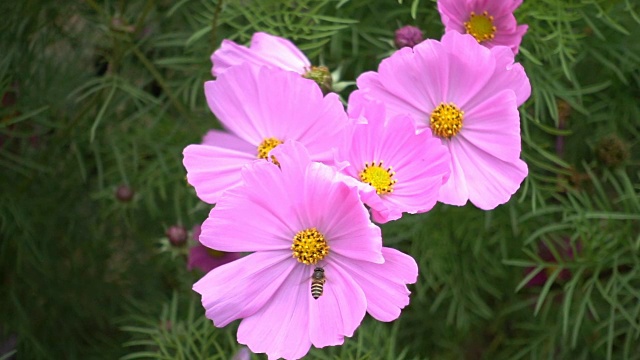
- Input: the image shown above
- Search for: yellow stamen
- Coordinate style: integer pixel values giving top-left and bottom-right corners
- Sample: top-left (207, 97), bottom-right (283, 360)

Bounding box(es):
top-left (464, 11), bottom-right (497, 43)
top-left (291, 227), bottom-right (329, 265)
top-left (257, 137), bottom-right (283, 165)
top-left (359, 161), bottom-right (396, 195)
top-left (430, 102), bottom-right (464, 139)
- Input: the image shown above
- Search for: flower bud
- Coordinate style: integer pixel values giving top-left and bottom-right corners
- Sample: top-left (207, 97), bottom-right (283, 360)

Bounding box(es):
top-left (302, 66), bottom-right (333, 94)
top-left (394, 25), bottom-right (424, 49)
top-left (166, 225), bottom-right (188, 247)
top-left (596, 134), bottom-right (629, 167)
top-left (115, 184), bottom-right (134, 202)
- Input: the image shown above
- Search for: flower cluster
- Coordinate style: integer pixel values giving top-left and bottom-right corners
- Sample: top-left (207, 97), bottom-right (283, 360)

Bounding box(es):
top-left (183, 2), bottom-right (529, 359)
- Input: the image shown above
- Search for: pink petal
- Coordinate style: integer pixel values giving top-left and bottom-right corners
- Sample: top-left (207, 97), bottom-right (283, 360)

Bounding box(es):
top-left (309, 262), bottom-right (367, 347)
top-left (346, 90), bottom-right (386, 122)
top-left (451, 137), bottom-right (528, 209)
top-left (205, 64), bottom-right (348, 163)
top-left (494, 24), bottom-right (528, 55)
top-left (269, 140), bottom-right (312, 184)
top-left (491, 11), bottom-right (519, 33)
top-left (481, 0), bottom-right (523, 15)
top-left (211, 39), bottom-right (268, 77)
top-left (378, 45), bottom-right (441, 115)
top-left (204, 66), bottom-right (264, 145)
top-left (201, 161), bottom-right (299, 252)
top-left (371, 142), bottom-right (450, 220)
top-left (187, 245), bottom-right (240, 273)
top-left (332, 248), bottom-right (418, 322)
top-left (438, 140), bottom-right (470, 206)
top-left (194, 251), bottom-right (295, 327)
top-left (237, 265), bottom-right (312, 360)
top-left (486, 45), bottom-right (530, 106)
top-left (355, 61), bottom-right (431, 129)
top-left (183, 144), bottom-right (255, 204)
top-left (375, 115), bottom-right (450, 209)
top-left (211, 33), bottom-right (311, 77)
top-left (305, 172), bottom-right (383, 264)
top-left (249, 32), bottom-right (311, 73)
top-left (461, 90), bottom-right (522, 163)
top-left (367, 196), bottom-right (403, 224)
top-left (440, 32), bottom-right (495, 108)
top-left (201, 130), bottom-right (255, 153)
top-left (187, 245), bottom-right (211, 271)
top-left (437, 0), bottom-right (468, 30)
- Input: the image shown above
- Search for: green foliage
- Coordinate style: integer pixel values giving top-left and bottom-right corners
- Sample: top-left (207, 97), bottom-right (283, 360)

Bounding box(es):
top-left (1, 0), bottom-right (639, 359)
top-left (121, 293), bottom-right (242, 360)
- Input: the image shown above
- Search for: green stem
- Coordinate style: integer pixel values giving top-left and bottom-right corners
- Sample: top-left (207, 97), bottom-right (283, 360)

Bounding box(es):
top-left (129, 45), bottom-right (192, 125)
top-left (211, 0), bottom-right (224, 52)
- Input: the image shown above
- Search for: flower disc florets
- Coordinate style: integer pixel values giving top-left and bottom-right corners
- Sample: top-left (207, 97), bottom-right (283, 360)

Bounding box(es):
top-left (430, 102), bottom-right (464, 139)
top-left (291, 227), bottom-right (329, 265)
top-left (464, 11), bottom-right (496, 43)
top-left (359, 161), bottom-right (396, 195)
top-left (257, 137), bottom-right (283, 165)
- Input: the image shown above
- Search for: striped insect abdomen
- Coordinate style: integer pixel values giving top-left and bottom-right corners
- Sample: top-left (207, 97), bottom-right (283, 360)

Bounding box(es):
top-left (311, 281), bottom-right (325, 299)
top-left (311, 267), bottom-right (326, 300)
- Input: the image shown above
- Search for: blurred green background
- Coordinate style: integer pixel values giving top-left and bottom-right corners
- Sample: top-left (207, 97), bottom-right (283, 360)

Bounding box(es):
top-left (1, 0), bottom-right (639, 359)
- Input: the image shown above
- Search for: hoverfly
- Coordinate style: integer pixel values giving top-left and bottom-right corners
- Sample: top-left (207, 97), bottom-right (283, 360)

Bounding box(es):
top-left (310, 266), bottom-right (326, 300)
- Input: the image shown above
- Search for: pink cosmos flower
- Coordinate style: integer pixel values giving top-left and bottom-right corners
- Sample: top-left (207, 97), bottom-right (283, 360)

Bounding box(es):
top-left (188, 224), bottom-right (240, 273)
top-left (183, 63), bottom-right (348, 204)
top-left (337, 94), bottom-right (451, 223)
top-left (354, 31), bottom-right (531, 210)
top-left (437, 0), bottom-right (528, 54)
top-left (193, 141), bottom-right (418, 360)
top-left (212, 32), bottom-right (311, 77)
top-left (211, 32), bottom-right (333, 93)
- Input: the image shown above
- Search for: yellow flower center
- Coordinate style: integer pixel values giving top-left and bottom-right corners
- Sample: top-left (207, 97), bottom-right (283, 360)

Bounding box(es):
top-left (430, 102), bottom-right (464, 139)
top-left (464, 11), bottom-right (496, 43)
top-left (257, 137), bottom-right (283, 165)
top-left (359, 161), bottom-right (396, 195)
top-left (291, 227), bottom-right (329, 265)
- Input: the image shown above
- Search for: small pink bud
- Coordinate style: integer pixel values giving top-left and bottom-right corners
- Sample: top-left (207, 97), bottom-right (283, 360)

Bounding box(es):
top-left (115, 185), bottom-right (134, 202)
top-left (166, 225), bottom-right (188, 247)
top-left (394, 25), bottom-right (424, 49)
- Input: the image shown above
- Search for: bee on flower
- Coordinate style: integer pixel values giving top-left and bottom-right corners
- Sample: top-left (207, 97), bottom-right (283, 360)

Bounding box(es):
top-left (191, 142), bottom-right (418, 360)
